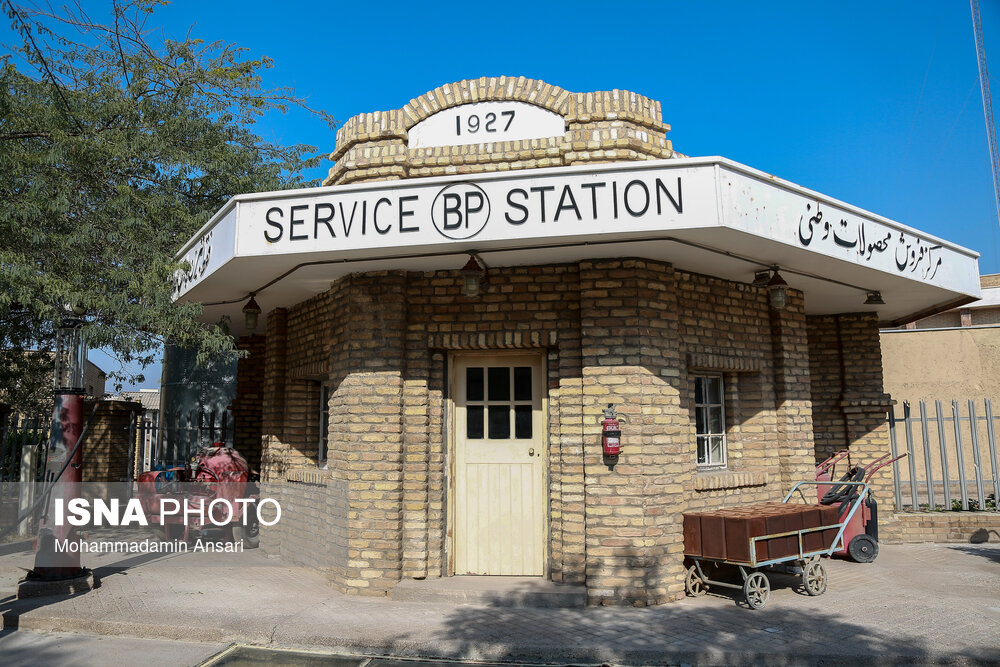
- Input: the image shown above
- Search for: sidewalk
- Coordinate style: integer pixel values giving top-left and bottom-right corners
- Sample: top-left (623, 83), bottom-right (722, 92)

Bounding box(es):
top-left (2, 539), bottom-right (999, 666)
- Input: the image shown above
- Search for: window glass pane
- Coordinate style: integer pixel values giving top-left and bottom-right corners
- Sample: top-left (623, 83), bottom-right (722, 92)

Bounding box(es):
top-left (707, 376), bottom-right (722, 404)
top-left (320, 385), bottom-right (331, 462)
top-left (710, 436), bottom-right (724, 463)
top-left (488, 405), bottom-right (510, 439)
top-left (514, 405), bottom-right (532, 439)
top-left (697, 436), bottom-right (708, 464)
top-left (709, 407), bottom-right (724, 434)
top-left (695, 407), bottom-right (707, 435)
top-left (488, 367), bottom-right (510, 401)
top-left (694, 377), bottom-right (705, 404)
top-left (467, 406), bottom-right (484, 439)
top-left (514, 367), bottom-right (532, 401)
top-left (466, 368), bottom-right (484, 401)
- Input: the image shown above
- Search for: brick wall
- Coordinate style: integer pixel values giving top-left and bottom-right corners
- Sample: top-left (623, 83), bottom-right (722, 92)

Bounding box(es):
top-left (807, 314), bottom-right (895, 499)
top-left (881, 511), bottom-right (1000, 544)
top-left (82, 399), bottom-right (141, 483)
top-left (252, 259), bottom-right (836, 604)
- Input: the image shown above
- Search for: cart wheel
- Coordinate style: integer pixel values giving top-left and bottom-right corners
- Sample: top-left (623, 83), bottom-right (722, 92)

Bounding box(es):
top-left (743, 572), bottom-right (770, 609)
top-left (685, 564), bottom-right (707, 597)
top-left (803, 561), bottom-right (827, 596)
top-left (848, 534), bottom-right (879, 563)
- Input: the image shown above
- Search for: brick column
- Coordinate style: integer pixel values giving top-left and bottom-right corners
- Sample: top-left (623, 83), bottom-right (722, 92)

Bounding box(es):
top-left (838, 313), bottom-right (896, 502)
top-left (328, 272), bottom-right (407, 595)
top-left (232, 335), bottom-right (265, 473)
top-left (402, 316), bottom-right (430, 579)
top-left (261, 308), bottom-right (287, 480)
top-left (768, 291), bottom-right (817, 492)
top-left (578, 259), bottom-right (686, 606)
top-left (807, 313), bottom-right (895, 501)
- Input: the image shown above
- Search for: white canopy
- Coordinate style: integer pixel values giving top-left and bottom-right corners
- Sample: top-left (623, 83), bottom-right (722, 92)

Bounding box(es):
top-left (174, 156), bottom-right (980, 337)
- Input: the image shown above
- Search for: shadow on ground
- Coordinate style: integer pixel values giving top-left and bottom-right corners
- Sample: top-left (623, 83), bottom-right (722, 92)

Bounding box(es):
top-left (426, 579), bottom-right (998, 666)
top-left (949, 543), bottom-right (1000, 565)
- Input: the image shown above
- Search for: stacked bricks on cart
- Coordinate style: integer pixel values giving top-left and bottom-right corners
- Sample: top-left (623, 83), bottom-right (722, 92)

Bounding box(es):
top-left (683, 502), bottom-right (841, 563)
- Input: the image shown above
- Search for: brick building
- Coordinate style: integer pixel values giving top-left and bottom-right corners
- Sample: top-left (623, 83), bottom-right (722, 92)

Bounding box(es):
top-left (171, 78), bottom-right (980, 605)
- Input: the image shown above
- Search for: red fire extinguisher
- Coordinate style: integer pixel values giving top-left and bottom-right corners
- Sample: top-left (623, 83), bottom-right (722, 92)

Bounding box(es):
top-left (600, 404), bottom-right (624, 456)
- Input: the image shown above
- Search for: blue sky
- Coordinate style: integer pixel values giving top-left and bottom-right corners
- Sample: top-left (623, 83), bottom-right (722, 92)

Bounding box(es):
top-left (39, 2), bottom-right (1000, 387)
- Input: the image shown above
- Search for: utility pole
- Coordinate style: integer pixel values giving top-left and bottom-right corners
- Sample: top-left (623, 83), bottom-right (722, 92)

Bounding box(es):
top-left (972, 0), bottom-right (1000, 230)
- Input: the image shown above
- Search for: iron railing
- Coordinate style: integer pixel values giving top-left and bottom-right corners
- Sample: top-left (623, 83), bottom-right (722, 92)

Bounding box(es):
top-left (0, 413), bottom-right (49, 485)
top-left (888, 399), bottom-right (1000, 511)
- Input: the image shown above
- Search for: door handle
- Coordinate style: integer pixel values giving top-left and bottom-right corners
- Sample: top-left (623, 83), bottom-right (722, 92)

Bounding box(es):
top-left (528, 448), bottom-right (535, 457)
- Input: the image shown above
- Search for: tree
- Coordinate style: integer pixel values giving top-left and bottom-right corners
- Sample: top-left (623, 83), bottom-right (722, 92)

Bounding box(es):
top-left (0, 0), bottom-right (332, 392)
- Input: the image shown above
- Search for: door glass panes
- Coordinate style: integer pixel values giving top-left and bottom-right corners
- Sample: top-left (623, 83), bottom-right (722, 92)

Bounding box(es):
top-left (467, 406), bottom-right (484, 439)
top-left (514, 405), bottom-right (532, 439)
top-left (464, 365), bottom-right (534, 440)
top-left (514, 367), bottom-right (532, 401)
top-left (466, 368), bottom-right (484, 401)
top-left (488, 405), bottom-right (510, 439)
top-left (488, 367), bottom-right (510, 401)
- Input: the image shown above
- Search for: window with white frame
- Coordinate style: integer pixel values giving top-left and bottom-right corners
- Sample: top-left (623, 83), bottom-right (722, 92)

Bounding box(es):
top-left (319, 383), bottom-right (331, 468)
top-left (694, 374), bottom-right (726, 467)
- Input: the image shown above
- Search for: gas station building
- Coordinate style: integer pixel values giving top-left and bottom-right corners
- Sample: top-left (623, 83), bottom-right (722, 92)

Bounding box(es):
top-left (172, 78), bottom-right (980, 605)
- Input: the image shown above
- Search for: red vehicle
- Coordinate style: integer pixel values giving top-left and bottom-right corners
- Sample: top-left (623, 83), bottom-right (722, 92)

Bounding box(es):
top-left (136, 442), bottom-right (259, 547)
top-left (815, 451), bottom-right (905, 562)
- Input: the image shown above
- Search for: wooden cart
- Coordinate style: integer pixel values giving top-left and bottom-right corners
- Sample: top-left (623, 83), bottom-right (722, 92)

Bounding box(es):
top-left (683, 481), bottom-right (870, 609)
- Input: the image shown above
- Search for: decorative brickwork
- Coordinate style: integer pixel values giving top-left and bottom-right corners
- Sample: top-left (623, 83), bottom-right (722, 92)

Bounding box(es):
top-left (324, 77), bottom-right (673, 186)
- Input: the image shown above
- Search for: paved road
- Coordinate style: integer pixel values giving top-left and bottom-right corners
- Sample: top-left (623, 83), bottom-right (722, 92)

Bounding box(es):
top-left (1, 540), bottom-right (998, 665)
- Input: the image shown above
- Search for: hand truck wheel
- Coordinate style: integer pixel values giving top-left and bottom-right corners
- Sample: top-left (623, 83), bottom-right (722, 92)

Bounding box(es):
top-left (848, 534), bottom-right (879, 563)
top-left (743, 571), bottom-right (770, 609)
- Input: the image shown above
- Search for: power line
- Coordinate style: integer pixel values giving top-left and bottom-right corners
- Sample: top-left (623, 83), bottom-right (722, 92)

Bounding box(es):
top-left (972, 0), bottom-right (1000, 232)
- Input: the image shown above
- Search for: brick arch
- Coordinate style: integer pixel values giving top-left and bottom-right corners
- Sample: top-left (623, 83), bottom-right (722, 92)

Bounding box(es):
top-left (399, 77), bottom-right (572, 129)
top-left (326, 77), bottom-right (673, 186)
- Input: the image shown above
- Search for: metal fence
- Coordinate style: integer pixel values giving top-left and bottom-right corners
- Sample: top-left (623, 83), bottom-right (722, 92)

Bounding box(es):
top-left (140, 408), bottom-right (233, 470)
top-left (888, 400), bottom-right (1000, 511)
top-left (0, 413), bottom-right (49, 485)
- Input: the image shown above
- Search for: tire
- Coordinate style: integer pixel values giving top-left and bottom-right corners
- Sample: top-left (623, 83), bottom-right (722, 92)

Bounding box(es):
top-left (848, 534), bottom-right (879, 563)
top-left (821, 467), bottom-right (865, 505)
top-left (233, 506), bottom-right (260, 549)
top-left (743, 572), bottom-right (770, 610)
top-left (802, 561), bottom-right (827, 596)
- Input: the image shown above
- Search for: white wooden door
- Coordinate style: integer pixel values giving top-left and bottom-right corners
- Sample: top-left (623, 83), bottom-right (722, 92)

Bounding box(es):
top-left (453, 354), bottom-right (546, 575)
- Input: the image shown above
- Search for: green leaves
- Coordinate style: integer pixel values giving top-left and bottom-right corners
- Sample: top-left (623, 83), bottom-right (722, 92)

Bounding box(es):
top-left (1, 0), bottom-right (333, 389)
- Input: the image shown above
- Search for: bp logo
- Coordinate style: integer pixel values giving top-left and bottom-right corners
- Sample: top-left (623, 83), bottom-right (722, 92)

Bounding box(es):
top-left (431, 183), bottom-right (491, 240)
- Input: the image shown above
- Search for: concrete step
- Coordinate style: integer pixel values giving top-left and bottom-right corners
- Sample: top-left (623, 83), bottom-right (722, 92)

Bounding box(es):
top-left (392, 576), bottom-right (586, 608)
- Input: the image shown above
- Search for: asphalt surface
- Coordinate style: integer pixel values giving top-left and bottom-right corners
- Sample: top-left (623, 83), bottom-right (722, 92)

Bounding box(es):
top-left (1, 538), bottom-right (999, 666)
